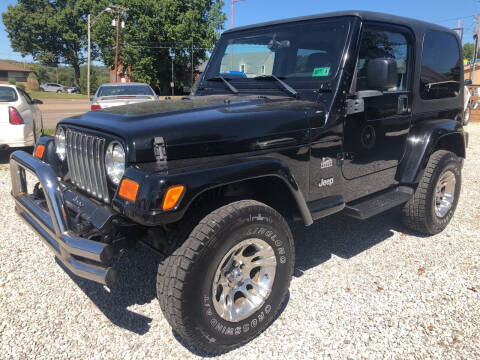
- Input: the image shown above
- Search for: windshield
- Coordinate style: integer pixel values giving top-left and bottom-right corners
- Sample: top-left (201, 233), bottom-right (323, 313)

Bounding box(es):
top-left (0, 86), bottom-right (17, 102)
top-left (97, 85), bottom-right (155, 97)
top-left (204, 18), bottom-right (349, 88)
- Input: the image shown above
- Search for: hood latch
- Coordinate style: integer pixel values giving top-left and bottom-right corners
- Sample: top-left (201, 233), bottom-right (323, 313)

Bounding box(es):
top-left (154, 137), bottom-right (167, 165)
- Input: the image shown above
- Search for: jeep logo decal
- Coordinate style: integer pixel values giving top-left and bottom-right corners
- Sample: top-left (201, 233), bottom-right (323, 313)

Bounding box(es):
top-left (318, 177), bottom-right (334, 188)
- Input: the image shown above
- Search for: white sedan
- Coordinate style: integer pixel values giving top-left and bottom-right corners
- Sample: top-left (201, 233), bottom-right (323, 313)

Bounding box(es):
top-left (90, 83), bottom-right (158, 111)
top-left (0, 85), bottom-right (43, 150)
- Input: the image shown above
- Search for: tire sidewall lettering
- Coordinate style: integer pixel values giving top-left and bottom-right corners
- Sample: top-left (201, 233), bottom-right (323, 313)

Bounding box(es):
top-left (199, 209), bottom-right (292, 339)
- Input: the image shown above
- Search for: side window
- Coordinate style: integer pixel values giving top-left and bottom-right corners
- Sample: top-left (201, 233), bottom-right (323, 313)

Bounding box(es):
top-left (420, 31), bottom-right (461, 100)
top-left (356, 29), bottom-right (409, 92)
top-left (23, 90), bottom-right (33, 104)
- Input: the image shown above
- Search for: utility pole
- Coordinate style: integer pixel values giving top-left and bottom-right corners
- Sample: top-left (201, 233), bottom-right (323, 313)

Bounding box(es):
top-left (170, 48), bottom-right (175, 96)
top-left (87, 13), bottom-right (91, 97)
top-left (114, 11), bottom-right (120, 83)
top-left (109, 4), bottom-right (128, 83)
top-left (191, 42), bottom-right (194, 87)
top-left (473, 15), bottom-right (480, 83)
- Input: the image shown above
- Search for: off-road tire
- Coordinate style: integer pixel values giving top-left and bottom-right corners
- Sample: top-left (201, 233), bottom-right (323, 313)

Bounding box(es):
top-left (401, 150), bottom-right (461, 235)
top-left (157, 200), bottom-right (294, 354)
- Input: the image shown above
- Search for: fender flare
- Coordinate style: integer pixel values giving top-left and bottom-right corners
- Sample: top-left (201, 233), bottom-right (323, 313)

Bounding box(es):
top-left (116, 156), bottom-right (313, 226)
top-left (396, 119), bottom-right (465, 184)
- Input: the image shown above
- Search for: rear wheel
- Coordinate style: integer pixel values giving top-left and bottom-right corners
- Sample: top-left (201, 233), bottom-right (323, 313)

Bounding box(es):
top-left (401, 150), bottom-right (461, 235)
top-left (157, 200), bottom-right (294, 354)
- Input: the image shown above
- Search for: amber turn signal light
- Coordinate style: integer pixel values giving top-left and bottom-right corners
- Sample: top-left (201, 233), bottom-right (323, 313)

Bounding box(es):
top-left (162, 185), bottom-right (185, 211)
top-left (118, 178), bottom-right (140, 202)
top-left (34, 144), bottom-right (45, 159)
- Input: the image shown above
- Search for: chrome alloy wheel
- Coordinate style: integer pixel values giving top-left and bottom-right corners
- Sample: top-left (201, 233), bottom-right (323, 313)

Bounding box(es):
top-left (435, 170), bottom-right (456, 218)
top-left (212, 238), bottom-right (277, 322)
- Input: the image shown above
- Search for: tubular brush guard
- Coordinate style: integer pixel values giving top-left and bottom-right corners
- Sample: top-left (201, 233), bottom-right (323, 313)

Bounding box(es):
top-left (9, 150), bottom-right (117, 287)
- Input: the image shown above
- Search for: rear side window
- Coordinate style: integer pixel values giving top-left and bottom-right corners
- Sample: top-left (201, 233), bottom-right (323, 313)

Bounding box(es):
top-left (0, 87), bottom-right (18, 102)
top-left (420, 31), bottom-right (461, 100)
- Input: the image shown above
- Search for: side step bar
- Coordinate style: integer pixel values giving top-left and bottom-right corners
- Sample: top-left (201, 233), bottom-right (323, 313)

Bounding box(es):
top-left (343, 186), bottom-right (414, 220)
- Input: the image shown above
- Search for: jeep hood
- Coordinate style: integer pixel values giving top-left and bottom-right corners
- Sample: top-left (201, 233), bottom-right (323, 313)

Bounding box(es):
top-left (59, 95), bottom-right (323, 163)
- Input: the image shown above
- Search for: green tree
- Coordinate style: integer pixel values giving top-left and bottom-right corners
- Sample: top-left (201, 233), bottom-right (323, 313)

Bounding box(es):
top-left (92, 0), bottom-right (226, 94)
top-left (2, 0), bottom-right (99, 87)
top-left (80, 66), bottom-right (99, 94)
top-left (464, 43), bottom-right (475, 60)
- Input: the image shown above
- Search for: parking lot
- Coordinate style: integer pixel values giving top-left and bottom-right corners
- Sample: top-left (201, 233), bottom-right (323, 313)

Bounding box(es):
top-left (0, 124), bottom-right (479, 359)
top-left (37, 98), bottom-right (90, 129)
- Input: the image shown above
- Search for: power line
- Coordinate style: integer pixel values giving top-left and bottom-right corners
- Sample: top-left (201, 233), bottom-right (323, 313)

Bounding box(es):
top-left (435, 15), bottom-right (474, 23)
top-left (123, 43), bottom-right (213, 50)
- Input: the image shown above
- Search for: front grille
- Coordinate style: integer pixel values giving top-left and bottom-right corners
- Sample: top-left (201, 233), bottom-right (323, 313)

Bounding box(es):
top-left (65, 128), bottom-right (110, 202)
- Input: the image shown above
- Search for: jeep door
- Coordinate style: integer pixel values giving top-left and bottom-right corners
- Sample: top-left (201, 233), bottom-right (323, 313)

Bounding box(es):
top-left (342, 24), bottom-right (414, 201)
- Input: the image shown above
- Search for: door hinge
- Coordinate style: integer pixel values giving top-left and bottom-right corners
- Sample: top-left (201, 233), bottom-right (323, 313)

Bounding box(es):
top-left (154, 137), bottom-right (167, 164)
top-left (346, 98), bottom-right (364, 115)
top-left (337, 152), bottom-right (354, 161)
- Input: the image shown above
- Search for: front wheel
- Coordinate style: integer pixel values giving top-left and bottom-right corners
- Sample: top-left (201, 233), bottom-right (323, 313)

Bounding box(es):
top-left (402, 150), bottom-right (461, 235)
top-left (157, 200), bottom-right (294, 354)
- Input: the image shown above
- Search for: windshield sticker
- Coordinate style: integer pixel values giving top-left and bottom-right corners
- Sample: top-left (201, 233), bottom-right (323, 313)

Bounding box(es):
top-left (312, 67), bottom-right (330, 77)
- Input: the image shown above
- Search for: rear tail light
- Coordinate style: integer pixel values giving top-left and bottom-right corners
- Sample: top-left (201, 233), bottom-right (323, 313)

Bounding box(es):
top-left (91, 103), bottom-right (101, 111)
top-left (9, 107), bottom-right (24, 125)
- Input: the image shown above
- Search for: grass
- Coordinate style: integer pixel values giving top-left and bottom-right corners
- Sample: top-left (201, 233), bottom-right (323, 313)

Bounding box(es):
top-left (28, 91), bottom-right (88, 100)
top-left (43, 128), bottom-right (55, 136)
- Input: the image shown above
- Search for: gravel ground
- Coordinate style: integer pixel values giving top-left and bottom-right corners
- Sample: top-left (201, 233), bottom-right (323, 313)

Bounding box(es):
top-left (1, 124), bottom-right (479, 360)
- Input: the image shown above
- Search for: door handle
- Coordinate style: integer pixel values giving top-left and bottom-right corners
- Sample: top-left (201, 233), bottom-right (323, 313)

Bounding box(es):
top-left (397, 95), bottom-right (409, 114)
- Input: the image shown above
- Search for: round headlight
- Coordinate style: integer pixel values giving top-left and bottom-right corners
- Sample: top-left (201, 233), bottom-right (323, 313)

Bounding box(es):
top-left (105, 141), bottom-right (125, 185)
top-left (55, 127), bottom-right (66, 161)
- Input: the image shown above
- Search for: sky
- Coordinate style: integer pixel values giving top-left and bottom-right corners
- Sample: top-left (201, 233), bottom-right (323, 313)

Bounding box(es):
top-left (0, 0), bottom-right (478, 64)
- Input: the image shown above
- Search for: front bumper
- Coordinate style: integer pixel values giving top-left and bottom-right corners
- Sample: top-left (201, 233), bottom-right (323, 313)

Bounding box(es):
top-left (10, 150), bottom-right (117, 287)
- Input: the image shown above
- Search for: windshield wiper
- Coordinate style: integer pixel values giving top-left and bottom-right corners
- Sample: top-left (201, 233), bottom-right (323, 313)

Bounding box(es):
top-left (253, 75), bottom-right (298, 98)
top-left (205, 75), bottom-right (239, 94)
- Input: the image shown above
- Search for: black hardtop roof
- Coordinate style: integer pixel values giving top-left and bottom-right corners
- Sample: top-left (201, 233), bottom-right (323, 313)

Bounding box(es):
top-left (223, 10), bottom-right (457, 37)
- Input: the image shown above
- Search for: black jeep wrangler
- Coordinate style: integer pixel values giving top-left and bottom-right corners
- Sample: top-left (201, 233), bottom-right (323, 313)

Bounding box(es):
top-left (10, 11), bottom-right (468, 354)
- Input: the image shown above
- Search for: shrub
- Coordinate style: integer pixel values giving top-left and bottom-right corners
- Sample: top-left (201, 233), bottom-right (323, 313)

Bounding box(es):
top-left (28, 72), bottom-right (38, 80)
top-left (27, 74), bottom-right (40, 91)
top-left (8, 77), bottom-right (16, 85)
top-left (17, 84), bottom-right (26, 91)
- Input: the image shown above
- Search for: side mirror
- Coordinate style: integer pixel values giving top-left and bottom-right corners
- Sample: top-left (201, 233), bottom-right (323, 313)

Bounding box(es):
top-left (465, 79), bottom-right (472, 86)
top-left (367, 58), bottom-right (398, 91)
top-left (32, 99), bottom-right (43, 105)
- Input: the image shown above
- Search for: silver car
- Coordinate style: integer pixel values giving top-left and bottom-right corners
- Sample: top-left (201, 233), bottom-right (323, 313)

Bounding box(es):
top-left (90, 82), bottom-right (158, 111)
top-left (40, 83), bottom-right (64, 93)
